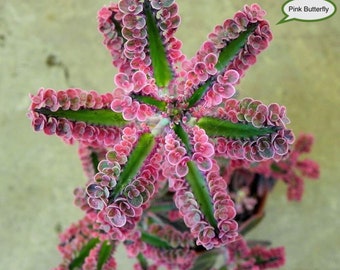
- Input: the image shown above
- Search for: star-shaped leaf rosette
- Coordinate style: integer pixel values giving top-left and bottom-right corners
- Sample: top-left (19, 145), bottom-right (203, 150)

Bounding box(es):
top-left (28, 1), bottom-right (319, 269)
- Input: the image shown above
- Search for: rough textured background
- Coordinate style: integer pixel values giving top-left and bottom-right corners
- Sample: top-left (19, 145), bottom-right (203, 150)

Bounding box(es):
top-left (0, 0), bottom-right (339, 269)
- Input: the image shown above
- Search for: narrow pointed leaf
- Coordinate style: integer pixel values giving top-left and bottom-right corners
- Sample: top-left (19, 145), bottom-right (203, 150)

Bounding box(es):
top-left (112, 133), bottom-right (156, 199)
top-left (186, 161), bottom-right (217, 229)
top-left (239, 211), bottom-right (265, 235)
top-left (190, 249), bottom-right (220, 270)
top-left (187, 24), bottom-right (257, 108)
top-left (173, 123), bottom-right (192, 154)
top-left (111, 18), bottom-right (124, 40)
top-left (97, 241), bottom-right (113, 270)
top-left (69, 238), bottom-right (100, 270)
top-left (197, 117), bottom-right (279, 139)
top-left (35, 108), bottom-right (127, 127)
top-left (90, 151), bottom-right (100, 174)
top-left (131, 94), bottom-right (167, 111)
top-left (141, 231), bottom-right (172, 249)
top-left (137, 253), bottom-right (149, 270)
top-left (144, 2), bottom-right (172, 87)
top-left (215, 23), bottom-right (257, 71)
top-left (186, 79), bottom-right (212, 109)
top-left (148, 202), bottom-right (177, 213)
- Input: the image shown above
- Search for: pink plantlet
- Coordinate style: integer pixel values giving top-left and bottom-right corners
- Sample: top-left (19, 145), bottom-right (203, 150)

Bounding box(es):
top-left (294, 133), bottom-right (315, 153)
top-left (118, 0), bottom-right (143, 15)
top-left (167, 146), bottom-right (186, 165)
top-left (224, 236), bottom-right (285, 269)
top-left (194, 62), bottom-right (209, 82)
top-left (212, 82), bottom-right (236, 99)
top-left (111, 95), bottom-right (132, 112)
top-left (54, 214), bottom-right (117, 270)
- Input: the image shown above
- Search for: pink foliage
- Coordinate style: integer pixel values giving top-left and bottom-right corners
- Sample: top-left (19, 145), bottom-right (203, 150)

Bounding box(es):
top-left (83, 132), bottom-right (165, 241)
top-left (225, 236), bottom-right (285, 269)
top-left (54, 214), bottom-right (116, 270)
top-left (28, 88), bottom-right (122, 147)
top-left (210, 97), bottom-right (294, 162)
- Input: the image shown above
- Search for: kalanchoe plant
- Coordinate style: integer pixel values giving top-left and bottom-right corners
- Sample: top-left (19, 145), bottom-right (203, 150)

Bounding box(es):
top-left (28, 1), bottom-right (320, 269)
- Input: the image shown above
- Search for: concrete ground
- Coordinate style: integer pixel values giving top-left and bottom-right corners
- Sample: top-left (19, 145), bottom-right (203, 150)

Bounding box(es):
top-left (1, 0), bottom-right (339, 269)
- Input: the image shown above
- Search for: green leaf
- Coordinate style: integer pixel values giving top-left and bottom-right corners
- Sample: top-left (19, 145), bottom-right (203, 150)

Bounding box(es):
top-left (197, 117), bottom-right (279, 139)
top-left (97, 241), bottom-right (113, 270)
top-left (215, 23), bottom-right (257, 71)
top-left (173, 123), bottom-right (192, 154)
top-left (148, 202), bottom-right (177, 213)
top-left (69, 238), bottom-right (100, 270)
top-left (186, 161), bottom-right (217, 229)
top-left (144, 2), bottom-right (173, 87)
top-left (190, 249), bottom-right (220, 270)
top-left (131, 94), bottom-right (167, 111)
top-left (270, 162), bottom-right (285, 173)
top-left (35, 108), bottom-right (127, 127)
top-left (137, 253), bottom-right (149, 270)
top-left (111, 133), bottom-right (156, 199)
top-left (141, 231), bottom-right (172, 249)
top-left (239, 211), bottom-right (265, 235)
top-left (186, 79), bottom-right (212, 108)
top-left (186, 23), bottom-right (257, 108)
top-left (111, 17), bottom-right (124, 40)
top-left (90, 150), bottom-right (100, 174)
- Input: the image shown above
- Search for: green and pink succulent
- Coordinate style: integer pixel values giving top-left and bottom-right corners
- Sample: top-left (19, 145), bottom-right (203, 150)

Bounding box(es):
top-left (28, 1), bottom-right (319, 269)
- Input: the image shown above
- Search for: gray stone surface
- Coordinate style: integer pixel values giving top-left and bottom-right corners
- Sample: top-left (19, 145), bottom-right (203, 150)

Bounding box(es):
top-left (1, 0), bottom-right (339, 269)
